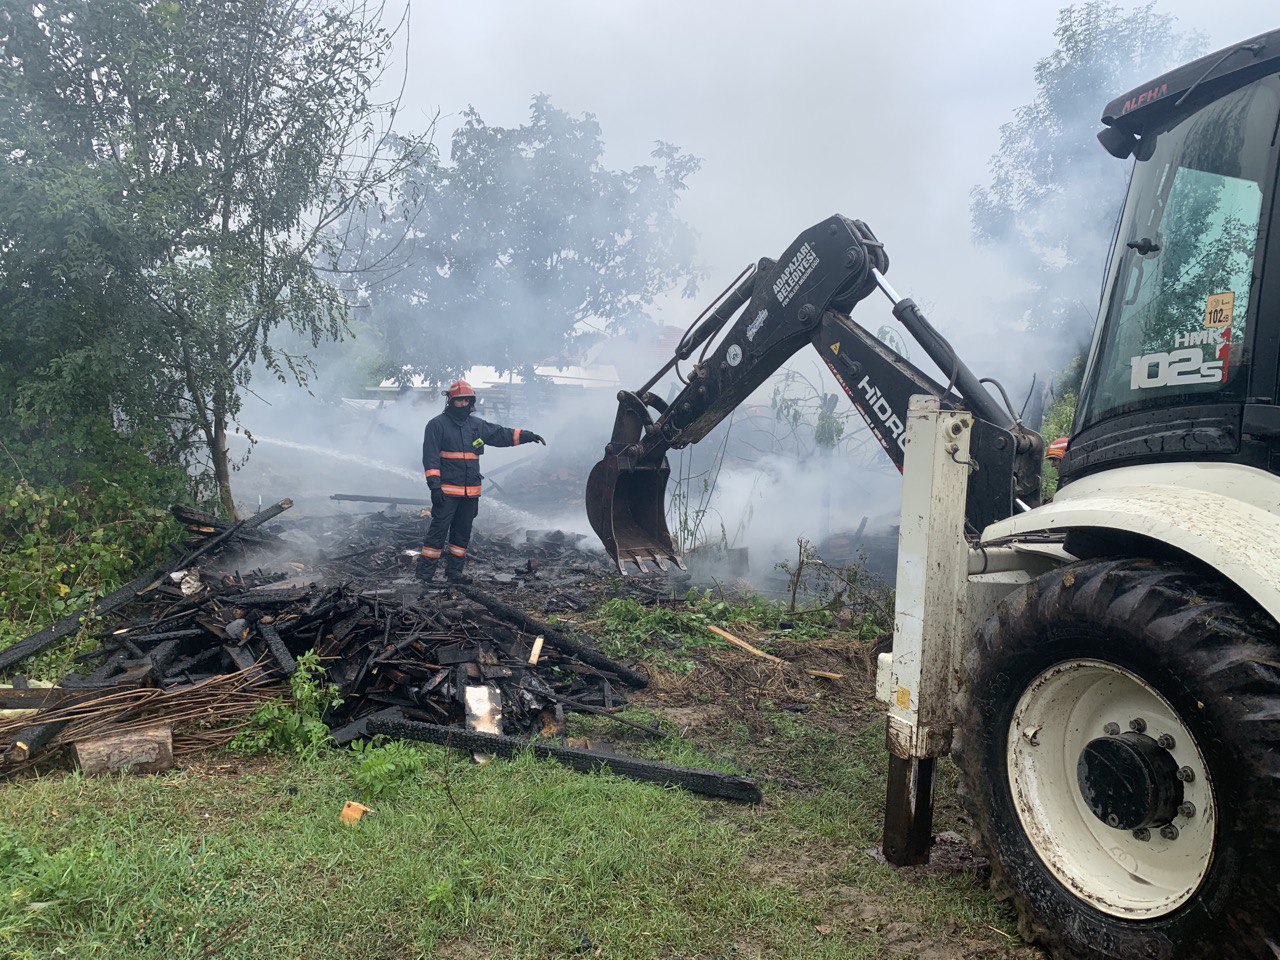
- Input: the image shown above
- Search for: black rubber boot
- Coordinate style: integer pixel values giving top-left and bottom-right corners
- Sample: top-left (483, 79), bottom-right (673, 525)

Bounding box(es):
top-left (416, 558), bottom-right (439, 582)
top-left (445, 556), bottom-right (470, 584)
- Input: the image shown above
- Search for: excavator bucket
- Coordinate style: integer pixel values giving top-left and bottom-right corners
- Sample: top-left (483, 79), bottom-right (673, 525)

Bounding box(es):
top-left (585, 455), bottom-right (683, 574)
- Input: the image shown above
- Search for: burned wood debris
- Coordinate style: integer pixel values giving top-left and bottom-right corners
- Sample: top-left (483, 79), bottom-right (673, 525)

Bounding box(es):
top-left (0, 498), bottom-right (758, 802)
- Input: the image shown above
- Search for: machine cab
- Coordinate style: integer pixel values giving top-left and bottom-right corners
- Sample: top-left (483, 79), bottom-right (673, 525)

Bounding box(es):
top-left (1063, 31), bottom-right (1280, 484)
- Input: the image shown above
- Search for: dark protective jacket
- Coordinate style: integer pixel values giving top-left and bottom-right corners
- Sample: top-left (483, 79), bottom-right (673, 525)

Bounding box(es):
top-left (422, 410), bottom-right (527, 497)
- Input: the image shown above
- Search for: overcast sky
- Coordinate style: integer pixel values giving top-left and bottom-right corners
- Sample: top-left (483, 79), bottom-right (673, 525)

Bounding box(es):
top-left (388, 2), bottom-right (1275, 379)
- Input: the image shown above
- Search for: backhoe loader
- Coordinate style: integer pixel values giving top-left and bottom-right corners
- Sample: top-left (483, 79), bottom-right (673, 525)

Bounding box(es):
top-left (585, 30), bottom-right (1280, 960)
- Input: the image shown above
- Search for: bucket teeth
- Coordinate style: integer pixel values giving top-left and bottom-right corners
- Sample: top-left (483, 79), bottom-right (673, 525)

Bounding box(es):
top-left (586, 451), bottom-right (684, 573)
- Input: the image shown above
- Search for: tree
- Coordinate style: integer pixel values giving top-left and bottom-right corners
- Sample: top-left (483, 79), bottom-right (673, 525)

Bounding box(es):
top-left (345, 96), bottom-right (702, 384)
top-left (970, 2), bottom-right (1204, 337)
top-left (0, 0), bottom-right (424, 515)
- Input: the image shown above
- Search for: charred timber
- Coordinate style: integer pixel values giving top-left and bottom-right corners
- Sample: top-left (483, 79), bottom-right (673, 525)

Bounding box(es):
top-left (328, 706), bottom-right (406, 747)
top-left (0, 564), bottom-right (169, 674)
top-left (454, 584), bottom-right (648, 689)
top-left (175, 498), bottom-right (293, 569)
top-left (259, 622), bottom-right (296, 676)
top-left (3, 718), bottom-right (70, 764)
top-left (170, 505), bottom-right (281, 545)
top-left (0, 499), bottom-right (293, 675)
top-left (367, 717), bottom-right (762, 803)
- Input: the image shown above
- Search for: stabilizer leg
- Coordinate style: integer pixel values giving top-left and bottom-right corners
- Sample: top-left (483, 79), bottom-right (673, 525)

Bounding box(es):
top-left (882, 754), bottom-right (935, 865)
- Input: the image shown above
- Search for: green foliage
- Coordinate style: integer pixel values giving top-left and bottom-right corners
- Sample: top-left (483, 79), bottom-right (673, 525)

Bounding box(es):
top-left (971, 2), bottom-right (1204, 334)
top-left (350, 738), bottom-right (427, 798)
top-left (233, 651), bottom-right (341, 759)
top-left (592, 597), bottom-right (709, 672)
top-left (339, 96), bottom-right (702, 385)
top-left (0, 0), bottom-right (427, 514)
top-left (0, 473), bottom-right (183, 676)
top-left (813, 404), bottom-right (844, 449)
top-left (1036, 354), bottom-right (1083, 499)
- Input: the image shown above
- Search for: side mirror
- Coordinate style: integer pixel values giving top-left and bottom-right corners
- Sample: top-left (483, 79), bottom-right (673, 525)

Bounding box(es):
top-left (1097, 125), bottom-right (1136, 159)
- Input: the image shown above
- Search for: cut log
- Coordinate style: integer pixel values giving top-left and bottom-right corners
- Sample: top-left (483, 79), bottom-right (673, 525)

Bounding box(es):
top-left (73, 723), bottom-right (174, 775)
top-left (4, 718), bottom-right (71, 764)
top-left (368, 717), bottom-right (762, 803)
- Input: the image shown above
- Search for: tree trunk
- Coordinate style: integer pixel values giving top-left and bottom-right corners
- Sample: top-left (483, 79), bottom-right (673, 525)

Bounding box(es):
top-left (212, 412), bottom-right (237, 520)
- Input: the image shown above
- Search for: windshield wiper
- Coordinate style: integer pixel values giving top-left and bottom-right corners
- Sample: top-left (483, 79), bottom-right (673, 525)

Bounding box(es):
top-left (1174, 41), bottom-right (1266, 108)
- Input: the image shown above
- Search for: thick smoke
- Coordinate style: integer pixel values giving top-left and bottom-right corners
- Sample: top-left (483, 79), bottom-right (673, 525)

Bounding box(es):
top-left (225, 4), bottom-right (1273, 589)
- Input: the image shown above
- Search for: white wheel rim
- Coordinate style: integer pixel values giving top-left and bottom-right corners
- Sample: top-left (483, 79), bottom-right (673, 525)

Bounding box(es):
top-left (1006, 659), bottom-right (1215, 919)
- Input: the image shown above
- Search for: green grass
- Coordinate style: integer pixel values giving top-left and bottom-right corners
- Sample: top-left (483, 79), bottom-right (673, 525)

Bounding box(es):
top-left (586, 590), bottom-right (876, 674)
top-left (2, 748), bottom-right (818, 959)
top-left (0, 710), bottom-right (1034, 959)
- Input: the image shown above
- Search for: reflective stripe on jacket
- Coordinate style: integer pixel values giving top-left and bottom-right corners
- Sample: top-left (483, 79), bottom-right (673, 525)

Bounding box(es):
top-left (422, 410), bottom-right (523, 497)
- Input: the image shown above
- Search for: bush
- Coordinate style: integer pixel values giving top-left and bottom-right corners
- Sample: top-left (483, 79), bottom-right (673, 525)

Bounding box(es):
top-left (0, 415), bottom-right (199, 675)
top-left (232, 651), bottom-right (342, 759)
top-left (350, 739), bottom-right (427, 797)
top-left (0, 479), bottom-right (183, 674)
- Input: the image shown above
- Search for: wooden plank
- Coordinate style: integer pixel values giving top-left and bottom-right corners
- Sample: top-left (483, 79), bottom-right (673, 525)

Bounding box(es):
top-left (705, 624), bottom-right (843, 680)
top-left (0, 687), bottom-right (69, 710)
top-left (73, 723), bottom-right (174, 776)
top-left (368, 717), bottom-right (762, 803)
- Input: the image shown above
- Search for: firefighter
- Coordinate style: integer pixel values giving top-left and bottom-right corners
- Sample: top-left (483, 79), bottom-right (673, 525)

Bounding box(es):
top-left (419, 380), bottom-right (545, 584)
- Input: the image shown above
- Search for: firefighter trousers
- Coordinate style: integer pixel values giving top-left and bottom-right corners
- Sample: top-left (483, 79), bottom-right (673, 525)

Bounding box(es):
top-left (421, 495), bottom-right (479, 576)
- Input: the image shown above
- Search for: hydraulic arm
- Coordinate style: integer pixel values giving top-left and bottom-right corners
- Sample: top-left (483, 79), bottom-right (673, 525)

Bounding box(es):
top-left (586, 215), bottom-right (1043, 572)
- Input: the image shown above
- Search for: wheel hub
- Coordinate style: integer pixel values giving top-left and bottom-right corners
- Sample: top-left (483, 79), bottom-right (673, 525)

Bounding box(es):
top-left (1076, 731), bottom-right (1183, 830)
top-left (1007, 659), bottom-right (1216, 919)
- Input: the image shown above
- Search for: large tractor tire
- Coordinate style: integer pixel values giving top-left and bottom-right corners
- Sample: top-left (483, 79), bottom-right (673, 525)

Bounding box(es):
top-left (954, 558), bottom-right (1280, 960)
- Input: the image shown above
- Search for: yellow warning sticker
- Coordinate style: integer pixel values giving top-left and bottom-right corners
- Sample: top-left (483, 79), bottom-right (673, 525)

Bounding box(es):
top-left (894, 686), bottom-right (911, 711)
top-left (1205, 292), bottom-right (1234, 329)
top-left (830, 341), bottom-right (841, 355)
